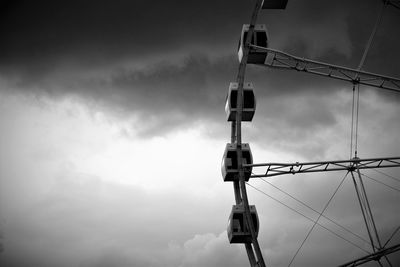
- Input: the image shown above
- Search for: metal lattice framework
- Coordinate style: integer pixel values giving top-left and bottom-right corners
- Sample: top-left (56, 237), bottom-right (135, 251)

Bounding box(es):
top-left (225, 0), bottom-right (400, 266)
top-left (251, 45), bottom-right (400, 93)
top-left (248, 157), bottom-right (400, 178)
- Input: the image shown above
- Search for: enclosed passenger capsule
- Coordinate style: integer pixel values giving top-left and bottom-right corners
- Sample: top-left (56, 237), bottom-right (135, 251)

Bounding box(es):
top-left (238, 24), bottom-right (268, 64)
top-left (221, 143), bottom-right (253, 182)
top-left (227, 204), bottom-right (259, 244)
top-left (225, 82), bottom-right (256, 122)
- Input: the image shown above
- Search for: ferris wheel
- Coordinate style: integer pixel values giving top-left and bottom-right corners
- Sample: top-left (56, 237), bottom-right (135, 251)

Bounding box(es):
top-left (221, 0), bottom-right (400, 266)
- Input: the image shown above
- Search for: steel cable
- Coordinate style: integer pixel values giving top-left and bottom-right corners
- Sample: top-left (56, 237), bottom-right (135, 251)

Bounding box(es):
top-left (287, 171), bottom-right (350, 266)
top-left (360, 173), bottom-right (400, 193)
top-left (245, 182), bottom-right (370, 255)
top-left (257, 177), bottom-right (373, 247)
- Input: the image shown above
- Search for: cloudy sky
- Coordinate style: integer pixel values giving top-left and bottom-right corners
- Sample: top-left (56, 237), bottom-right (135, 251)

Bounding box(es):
top-left (1, 0), bottom-right (400, 266)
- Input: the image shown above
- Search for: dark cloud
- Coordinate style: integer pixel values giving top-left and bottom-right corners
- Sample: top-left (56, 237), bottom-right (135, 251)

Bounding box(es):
top-left (0, 0), bottom-right (248, 68)
top-left (2, 0), bottom-right (399, 73)
top-left (2, 48), bottom-right (397, 146)
top-left (0, 0), bottom-right (399, 149)
top-left (1, 0), bottom-right (399, 139)
top-left (0, 53), bottom-right (237, 137)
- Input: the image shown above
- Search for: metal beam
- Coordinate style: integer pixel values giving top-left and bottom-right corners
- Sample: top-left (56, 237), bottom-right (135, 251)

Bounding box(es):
top-left (246, 157), bottom-right (400, 178)
top-left (350, 169), bottom-right (382, 253)
top-left (338, 243), bottom-right (400, 267)
top-left (249, 45), bottom-right (400, 93)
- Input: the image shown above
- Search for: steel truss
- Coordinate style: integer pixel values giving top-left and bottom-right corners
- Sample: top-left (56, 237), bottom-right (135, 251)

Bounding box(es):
top-left (249, 45), bottom-right (400, 93)
top-left (247, 157), bottom-right (400, 178)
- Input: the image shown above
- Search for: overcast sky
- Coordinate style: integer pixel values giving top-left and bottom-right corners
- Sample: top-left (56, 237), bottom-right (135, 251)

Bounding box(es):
top-left (1, 0), bottom-right (400, 266)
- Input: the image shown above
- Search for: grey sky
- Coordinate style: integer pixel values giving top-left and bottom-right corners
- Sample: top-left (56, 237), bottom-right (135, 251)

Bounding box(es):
top-left (0, 0), bottom-right (400, 266)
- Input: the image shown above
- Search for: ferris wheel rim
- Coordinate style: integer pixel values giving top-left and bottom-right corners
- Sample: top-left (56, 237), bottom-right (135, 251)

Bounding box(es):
top-left (229, 0), bottom-right (266, 266)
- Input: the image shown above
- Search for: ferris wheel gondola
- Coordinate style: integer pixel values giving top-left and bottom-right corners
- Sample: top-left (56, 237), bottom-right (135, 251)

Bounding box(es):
top-left (227, 204), bottom-right (259, 244)
top-left (238, 24), bottom-right (269, 64)
top-left (221, 143), bottom-right (253, 182)
top-left (225, 82), bottom-right (256, 122)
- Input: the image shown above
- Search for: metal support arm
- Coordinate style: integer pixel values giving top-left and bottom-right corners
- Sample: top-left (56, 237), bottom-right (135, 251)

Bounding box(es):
top-left (249, 45), bottom-right (400, 93)
top-left (247, 157), bottom-right (400, 178)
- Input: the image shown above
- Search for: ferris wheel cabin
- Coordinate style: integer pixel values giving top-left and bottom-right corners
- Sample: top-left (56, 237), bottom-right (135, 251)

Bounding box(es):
top-left (227, 204), bottom-right (259, 244)
top-left (225, 82), bottom-right (256, 122)
top-left (238, 24), bottom-right (268, 64)
top-left (221, 143), bottom-right (253, 182)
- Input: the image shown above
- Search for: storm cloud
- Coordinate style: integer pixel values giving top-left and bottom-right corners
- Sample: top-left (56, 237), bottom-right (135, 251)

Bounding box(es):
top-left (1, 0), bottom-right (400, 266)
top-left (1, 0), bottom-right (399, 139)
